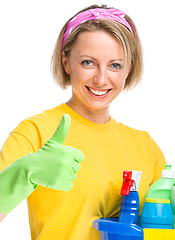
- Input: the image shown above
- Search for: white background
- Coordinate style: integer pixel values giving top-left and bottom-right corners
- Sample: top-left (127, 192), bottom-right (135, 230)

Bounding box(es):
top-left (0, 0), bottom-right (174, 239)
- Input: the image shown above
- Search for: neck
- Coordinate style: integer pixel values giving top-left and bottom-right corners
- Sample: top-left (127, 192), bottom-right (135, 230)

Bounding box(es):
top-left (66, 98), bottom-right (110, 124)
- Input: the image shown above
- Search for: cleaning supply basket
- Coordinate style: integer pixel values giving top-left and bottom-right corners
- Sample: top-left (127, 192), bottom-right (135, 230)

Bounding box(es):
top-left (93, 218), bottom-right (143, 240)
top-left (93, 165), bottom-right (175, 239)
top-left (93, 218), bottom-right (175, 240)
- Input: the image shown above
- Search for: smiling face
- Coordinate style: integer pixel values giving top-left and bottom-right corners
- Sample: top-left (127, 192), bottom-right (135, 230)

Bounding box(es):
top-left (62, 30), bottom-right (131, 117)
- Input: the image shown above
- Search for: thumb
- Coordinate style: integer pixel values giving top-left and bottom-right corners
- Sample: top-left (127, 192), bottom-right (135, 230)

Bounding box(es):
top-left (51, 114), bottom-right (71, 144)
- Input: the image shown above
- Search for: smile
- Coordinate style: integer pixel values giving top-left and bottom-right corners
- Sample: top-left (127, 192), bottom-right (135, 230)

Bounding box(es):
top-left (86, 86), bottom-right (112, 97)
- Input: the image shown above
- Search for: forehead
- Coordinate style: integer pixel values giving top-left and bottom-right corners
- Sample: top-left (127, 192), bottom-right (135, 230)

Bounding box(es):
top-left (69, 30), bottom-right (124, 58)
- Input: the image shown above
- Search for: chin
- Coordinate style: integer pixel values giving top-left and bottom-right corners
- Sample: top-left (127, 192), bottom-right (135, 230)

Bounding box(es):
top-left (85, 102), bottom-right (110, 110)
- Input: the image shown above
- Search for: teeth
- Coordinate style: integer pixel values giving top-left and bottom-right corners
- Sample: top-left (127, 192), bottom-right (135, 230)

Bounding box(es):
top-left (88, 87), bottom-right (108, 96)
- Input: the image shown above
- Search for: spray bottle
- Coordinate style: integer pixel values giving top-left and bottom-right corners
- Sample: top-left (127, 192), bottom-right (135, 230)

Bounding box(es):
top-left (119, 170), bottom-right (142, 225)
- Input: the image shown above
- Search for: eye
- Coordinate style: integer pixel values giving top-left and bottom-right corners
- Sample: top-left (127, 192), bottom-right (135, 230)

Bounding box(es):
top-left (81, 60), bottom-right (93, 67)
top-left (111, 63), bottom-right (123, 70)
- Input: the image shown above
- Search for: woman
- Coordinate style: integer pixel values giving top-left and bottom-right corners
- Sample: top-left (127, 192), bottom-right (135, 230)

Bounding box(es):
top-left (0, 4), bottom-right (166, 240)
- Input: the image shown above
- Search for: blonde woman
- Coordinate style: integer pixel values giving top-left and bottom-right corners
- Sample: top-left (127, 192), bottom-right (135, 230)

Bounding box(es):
top-left (0, 4), bottom-right (166, 240)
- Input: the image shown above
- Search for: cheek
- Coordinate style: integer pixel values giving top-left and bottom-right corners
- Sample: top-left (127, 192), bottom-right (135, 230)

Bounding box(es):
top-left (121, 76), bottom-right (127, 89)
top-left (70, 73), bottom-right (85, 93)
top-left (69, 64), bottom-right (85, 81)
top-left (70, 69), bottom-right (92, 87)
top-left (112, 72), bottom-right (127, 89)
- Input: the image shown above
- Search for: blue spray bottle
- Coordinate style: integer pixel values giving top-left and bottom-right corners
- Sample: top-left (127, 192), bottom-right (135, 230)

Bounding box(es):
top-left (119, 170), bottom-right (142, 225)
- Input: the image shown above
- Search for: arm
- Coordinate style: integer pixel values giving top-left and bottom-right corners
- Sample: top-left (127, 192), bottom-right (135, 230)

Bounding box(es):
top-left (0, 120), bottom-right (37, 215)
top-left (151, 137), bottom-right (167, 183)
top-left (0, 212), bottom-right (6, 222)
top-left (0, 114), bottom-right (84, 214)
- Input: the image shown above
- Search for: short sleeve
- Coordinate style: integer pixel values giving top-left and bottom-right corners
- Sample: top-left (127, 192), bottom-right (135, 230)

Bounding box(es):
top-left (0, 119), bottom-right (41, 172)
top-left (150, 136), bottom-right (167, 183)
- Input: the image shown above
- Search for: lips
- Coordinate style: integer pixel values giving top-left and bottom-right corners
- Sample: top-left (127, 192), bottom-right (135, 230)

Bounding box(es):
top-left (86, 86), bottom-right (112, 97)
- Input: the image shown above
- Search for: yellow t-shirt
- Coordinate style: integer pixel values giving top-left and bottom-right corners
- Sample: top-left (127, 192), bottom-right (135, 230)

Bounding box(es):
top-left (0, 103), bottom-right (166, 240)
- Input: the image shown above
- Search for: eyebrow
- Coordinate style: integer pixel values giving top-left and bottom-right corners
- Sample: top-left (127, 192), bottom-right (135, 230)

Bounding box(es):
top-left (79, 55), bottom-right (124, 62)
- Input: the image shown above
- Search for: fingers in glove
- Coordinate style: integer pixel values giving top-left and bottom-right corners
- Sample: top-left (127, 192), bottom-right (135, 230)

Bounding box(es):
top-left (72, 161), bottom-right (81, 173)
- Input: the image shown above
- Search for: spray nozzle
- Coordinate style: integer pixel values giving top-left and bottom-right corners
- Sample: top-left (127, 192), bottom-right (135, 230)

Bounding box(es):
top-left (120, 171), bottom-right (134, 196)
top-left (120, 170), bottom-right (142, 196)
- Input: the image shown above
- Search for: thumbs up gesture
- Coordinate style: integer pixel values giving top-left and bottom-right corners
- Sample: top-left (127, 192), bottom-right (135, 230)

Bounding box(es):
top-left (28, 114), bottom-right (85, 191)
top-left (0, 114), bottom-right (84, 214)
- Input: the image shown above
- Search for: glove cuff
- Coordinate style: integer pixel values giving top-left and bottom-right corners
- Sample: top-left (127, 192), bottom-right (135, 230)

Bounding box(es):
top-left (0, 155), bottom-right (37, 214)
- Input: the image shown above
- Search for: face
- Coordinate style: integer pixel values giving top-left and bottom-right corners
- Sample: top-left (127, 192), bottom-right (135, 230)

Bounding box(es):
top-left (62, 30), bottom-right (130, 112)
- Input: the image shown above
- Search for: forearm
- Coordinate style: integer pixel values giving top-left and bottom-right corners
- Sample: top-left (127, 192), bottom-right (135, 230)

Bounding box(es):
top-left (0, 155), bottom-right (37, 214)
top-left (0, 212), bottom-right (6, 222)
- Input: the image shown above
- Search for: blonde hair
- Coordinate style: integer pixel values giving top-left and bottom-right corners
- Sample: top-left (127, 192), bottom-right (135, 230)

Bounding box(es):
top-left (51, 4), bottom-right (143, 90)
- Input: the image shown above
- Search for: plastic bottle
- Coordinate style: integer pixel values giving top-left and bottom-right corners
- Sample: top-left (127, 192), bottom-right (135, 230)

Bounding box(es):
top-left (171, 186), bottom-right (175, 229)
top-left (142, 164), bottom-right (175, 229)
top-left (119, 170), bottom-right (142, 225)
top-left (140, 198), bottom-right (173, 229)
top-left (146, 164), bottom-right (175, 200)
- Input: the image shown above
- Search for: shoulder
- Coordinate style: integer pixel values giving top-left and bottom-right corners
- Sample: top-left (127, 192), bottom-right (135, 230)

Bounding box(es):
top-left (11, 104), bottom-right (65, 146)
top-left (116, 121), bottom-right (150, 139)
top-left (115, 121), bottom-right (159, 151)
top-left (116, 121), bottom-right (165, 159)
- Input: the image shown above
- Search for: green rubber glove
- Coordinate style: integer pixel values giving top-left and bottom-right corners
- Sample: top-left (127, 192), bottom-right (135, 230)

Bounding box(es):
top-left (0, 114), bottom-right (84, 214)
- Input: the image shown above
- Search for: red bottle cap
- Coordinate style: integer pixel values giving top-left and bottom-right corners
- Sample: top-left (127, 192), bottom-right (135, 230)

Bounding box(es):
top-left (120, 170), bottom-right (134, 195)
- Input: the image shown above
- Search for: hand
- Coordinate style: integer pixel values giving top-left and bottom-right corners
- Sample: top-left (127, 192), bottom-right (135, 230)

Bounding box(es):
top-left (28, 114), bottom-right (85, 191)
top-left (0, 114), bottom-right (84, 214)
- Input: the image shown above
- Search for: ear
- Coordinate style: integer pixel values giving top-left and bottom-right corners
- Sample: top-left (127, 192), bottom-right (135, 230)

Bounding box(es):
top-left (62, 51), bottom-right (70, 75)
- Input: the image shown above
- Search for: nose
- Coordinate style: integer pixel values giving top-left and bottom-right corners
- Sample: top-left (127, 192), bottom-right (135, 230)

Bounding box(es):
top-left (93, 66), bottom-right (108, 86)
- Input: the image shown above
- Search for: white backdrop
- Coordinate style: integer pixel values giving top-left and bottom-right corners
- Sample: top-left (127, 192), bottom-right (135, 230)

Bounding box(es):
top-left (0, 0), bottom-right (174, 239)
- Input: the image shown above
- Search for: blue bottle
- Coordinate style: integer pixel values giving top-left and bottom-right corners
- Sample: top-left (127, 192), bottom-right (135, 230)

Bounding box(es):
top-left (119, 170), bottom-right (142, 225)
top-left (140, 198), bottom-right (173, 229)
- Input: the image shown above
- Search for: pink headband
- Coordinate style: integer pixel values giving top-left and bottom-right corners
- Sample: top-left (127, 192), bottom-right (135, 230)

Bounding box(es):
top-left (62, 8), bottom-right (133, 49)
